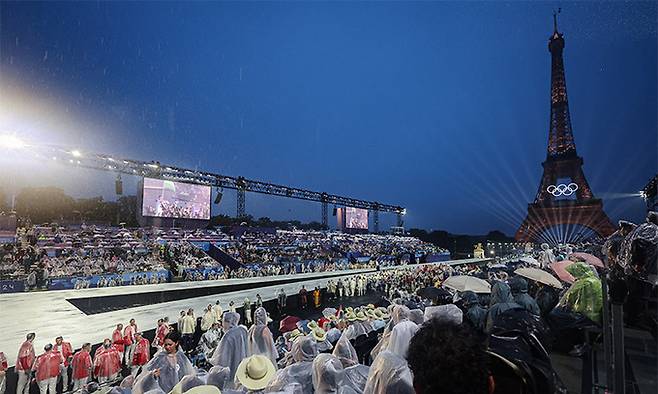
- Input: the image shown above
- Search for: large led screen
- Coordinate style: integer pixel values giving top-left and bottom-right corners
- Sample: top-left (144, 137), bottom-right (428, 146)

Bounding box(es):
top-left (142, 178), bottom-right (211, 220)
top-left (345, 207), bottom-right (368, 230)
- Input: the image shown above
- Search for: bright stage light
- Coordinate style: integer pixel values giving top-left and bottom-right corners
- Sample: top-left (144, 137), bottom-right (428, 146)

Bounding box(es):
top-left (71, 149), bottom-right (82, 157)
top-left (0, 134), bottom-right (26, 149)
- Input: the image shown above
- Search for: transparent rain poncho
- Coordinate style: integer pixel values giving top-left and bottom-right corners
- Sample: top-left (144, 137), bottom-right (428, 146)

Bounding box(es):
top-left (206, 366), bottom-right (230, 391)
top-left (247, 307), bottom-right (278, 368)
top-left (386, 321), bottom-right (418, 359)
top-left (618, 220), bottom-right (658, 281)
top-left (408, 310), bottom-right (424, 325)
top-left (370, 305), bottom-right (410, 360)
top-left (423, 304), bottom-right (463, 325)
top-left (135, 349), bottom-right (196, 394)
top-left (312, 354), bottom-right (360, 394)
top-left (210, 312), bottom-right (248, 386)
top-left (558, 262), bottom-right (603, 323)
top-left (266, 336), bottom-right (318, 394)
top-left (363, 351), bottom-right (414, 394)
top-left (332, 336), bottom-right (359, 368)
top-left (344, 364), bottom-right (369, 393)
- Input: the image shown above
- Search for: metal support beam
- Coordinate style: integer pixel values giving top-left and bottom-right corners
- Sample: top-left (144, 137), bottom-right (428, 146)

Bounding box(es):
top-left (321, 201), bottom-right (328, 230)
top-left (237, 188), bottom-right (246, 218)
top-left (396, 213), bottom-right (403, 228)
top-left (373, 210), bottom-right (379, 233)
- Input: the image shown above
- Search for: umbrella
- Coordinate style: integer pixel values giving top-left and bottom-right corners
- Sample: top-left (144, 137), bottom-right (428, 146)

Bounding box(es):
top-left (569, 252), bottom-right (604, 268)
top-left (279, 316), bottom-right (300, 333)
top-left (442, 275), bottom-right (491, 294)
top-left (514, 267), bottom-right (563, 289)
top-left (519, 256), bottom-right (539, 266)
top-left (417, 286), bottom-right (452, 301)
top-left (549, 260), bottom-right (575, 284)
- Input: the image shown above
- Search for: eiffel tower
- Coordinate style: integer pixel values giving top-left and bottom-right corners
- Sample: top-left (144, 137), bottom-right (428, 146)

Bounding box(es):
top-left (515, 13), bottom-right (615, 244)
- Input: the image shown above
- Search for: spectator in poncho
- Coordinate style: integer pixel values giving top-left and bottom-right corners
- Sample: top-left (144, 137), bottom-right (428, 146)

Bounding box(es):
top-left (135, 331), bottom-right (195, 394)
top-left (461, 291), bottom-right (487, 332)
top-left (509, 276), bottom-right (540, 315)
top-left (210, 311), bottom-right (248, 387)
top-left (247, 307), bottom-right (278, 368)
top-left (558, 262), bottom-right (602, 323)
top-left (485, 282), bottom-right (523, 333)
top-left (266, 336), bottom-right (318, 393)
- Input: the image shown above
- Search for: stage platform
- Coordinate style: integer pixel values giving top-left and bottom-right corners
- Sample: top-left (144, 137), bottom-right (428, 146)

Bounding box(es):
top-left (0, 258), bottom-right (488, 365)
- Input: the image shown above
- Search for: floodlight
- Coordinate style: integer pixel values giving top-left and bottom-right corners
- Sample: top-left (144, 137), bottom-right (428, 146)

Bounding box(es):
top-left (0, 134), bottom-right (25, 149)
top-left (71, 150), bottom-right (82, 157)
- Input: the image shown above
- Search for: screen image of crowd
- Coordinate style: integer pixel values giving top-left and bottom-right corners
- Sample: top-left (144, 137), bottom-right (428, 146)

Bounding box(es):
top-left (142, 179), bottom-right (211, 221)
top-left (345, 208), bottom-right (368, 230)
top-left (1, 212), bottom-right (656, 394)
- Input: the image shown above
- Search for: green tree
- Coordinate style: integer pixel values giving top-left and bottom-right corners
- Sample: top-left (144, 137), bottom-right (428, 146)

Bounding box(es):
top-left (15, 187), bottom-right (76, 224)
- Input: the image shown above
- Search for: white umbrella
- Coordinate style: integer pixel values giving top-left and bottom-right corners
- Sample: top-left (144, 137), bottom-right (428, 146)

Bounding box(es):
top-left (442, 275), bottom-right (491, 294)
top-left (514, 267), bottom-right (563, 289)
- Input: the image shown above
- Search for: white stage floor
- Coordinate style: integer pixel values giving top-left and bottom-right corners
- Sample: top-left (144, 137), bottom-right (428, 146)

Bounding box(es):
top-left (0, 258), bottom-right (487, 366)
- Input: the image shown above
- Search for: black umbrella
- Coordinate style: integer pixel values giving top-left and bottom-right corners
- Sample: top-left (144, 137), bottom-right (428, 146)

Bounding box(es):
top-left (417, 286), bottom-right (451, 302)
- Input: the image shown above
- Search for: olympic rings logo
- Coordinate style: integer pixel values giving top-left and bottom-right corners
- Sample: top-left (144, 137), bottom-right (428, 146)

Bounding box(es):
top-left (547, 183), bottom-right (579, 197)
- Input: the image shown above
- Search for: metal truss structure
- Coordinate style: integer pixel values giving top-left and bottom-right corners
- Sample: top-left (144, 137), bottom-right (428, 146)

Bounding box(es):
top-left (37, 145), bottom-right (406, 223)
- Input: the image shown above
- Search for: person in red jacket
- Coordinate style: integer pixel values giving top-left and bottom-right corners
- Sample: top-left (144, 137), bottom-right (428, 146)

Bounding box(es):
top-left (123, 318), bottom-right (138, 367)
top-left (16, 332), bottom-right (36, 394)
top-left (53, 336), bottom-right (73, 392)
top-left (0, 351), bottom-right (8, 394)
top-left (93, 339), bottom-right (122, 384)
top-left (71, 343), bottom-right (92, 391)
top-left (154, 319), bottom-right (169, 350)
top-left (111, 323), bottom-right (125, 363)
top-left (130, 332), bottom-right (150, 376)
top-left (32, 344), bottom-right (64, 394)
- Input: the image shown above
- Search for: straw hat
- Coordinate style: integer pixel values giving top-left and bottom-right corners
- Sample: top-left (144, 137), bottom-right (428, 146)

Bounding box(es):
top-left (355, 311), bottom-right (368, 321)
top-left (345, 307), bottom-right (354, 314)
top-left (366, 304), bottom-right (376, 310)
top-left (345, 312), bottom-right (357, 322)
top-left (365, 309), bottom-right (376, 319)
top-left (183, 386), bottom-right (221, 394)
top-left (235, 355), bottom-right (276, 391)
top-left (311, 328), bottom-right (327, 342)
top-left (307, 320), bottom-right (319, 330)
top-left (289, 329), bottom-right (304, 340)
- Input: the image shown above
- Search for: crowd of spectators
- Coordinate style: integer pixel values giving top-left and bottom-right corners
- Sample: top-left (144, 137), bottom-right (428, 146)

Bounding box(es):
top-left (0, 225), bottom-right (448, 291)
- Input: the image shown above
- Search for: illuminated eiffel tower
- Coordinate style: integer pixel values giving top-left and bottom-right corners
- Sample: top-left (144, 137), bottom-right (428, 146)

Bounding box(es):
top-left (515, 12), bottom-right (615, 244)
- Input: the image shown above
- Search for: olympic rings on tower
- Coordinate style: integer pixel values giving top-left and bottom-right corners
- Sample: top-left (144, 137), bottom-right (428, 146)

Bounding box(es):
top-left (546, 183), bottom-right (579, 197)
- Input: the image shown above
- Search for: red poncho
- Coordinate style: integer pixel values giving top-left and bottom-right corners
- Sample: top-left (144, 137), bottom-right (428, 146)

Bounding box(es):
top-left (111, 330), bottom-right (125, 352)
top-left (71, 350), bottom-right (92, 380)
top-left (131, 338), bottom-right (150, 366)
top-left (54, 342), bottom-right (73, 367)
top-left (33, 352), bottom-right (63, 381)
top-left (16, 341), bottom-right (35, 372)
top-left (155, 324), bottom-right (169, 347)
top-left (93, 347), bottom-right (121, 378)
top-left (123, 324), bottom-right (137, 346)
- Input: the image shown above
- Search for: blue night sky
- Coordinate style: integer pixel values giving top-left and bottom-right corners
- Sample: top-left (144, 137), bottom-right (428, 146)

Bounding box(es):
top-left (0, 1), bottom-right (656, 235)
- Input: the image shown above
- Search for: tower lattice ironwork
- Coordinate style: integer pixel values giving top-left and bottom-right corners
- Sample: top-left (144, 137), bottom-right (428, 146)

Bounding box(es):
top-left (515, 14), bottom-right (615, 243)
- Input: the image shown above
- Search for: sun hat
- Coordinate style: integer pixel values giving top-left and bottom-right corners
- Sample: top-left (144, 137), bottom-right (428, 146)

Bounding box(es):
top-left (235, 355), bottom-right (276, 391)
top-left (289, 329), bottom-right (304, 340)
top-left (312, 328), bottom-right (327, 342)
top-left (345, 307), bottom-right (354, 314)
top-left (355, 311), bottom-right (368, 321)
top-left (183, 386), bottom-right (221, 394)
top-left (345, 312), bottom-right (357, 322)
top-left (307, 320), bottom-right (319, 330)
top-left (365, 309), bottom-right (376, 319)
top-left (366, 304), bottom-right (375, 310)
